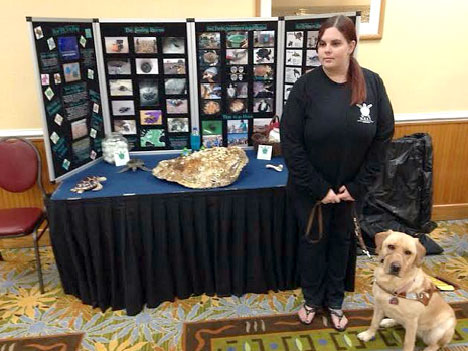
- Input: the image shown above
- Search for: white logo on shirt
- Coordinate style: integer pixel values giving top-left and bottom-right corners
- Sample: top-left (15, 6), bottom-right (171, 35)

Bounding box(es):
top-left (356, 103), bottom-right (374, 124)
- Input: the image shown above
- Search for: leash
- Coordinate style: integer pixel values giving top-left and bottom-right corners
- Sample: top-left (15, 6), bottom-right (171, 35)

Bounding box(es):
top-left (304, 201), bottom-right (323, 243)
top-left (351, 203), bottom-right (372, 259)
top-left (304, 200), bottom-right (373, 259)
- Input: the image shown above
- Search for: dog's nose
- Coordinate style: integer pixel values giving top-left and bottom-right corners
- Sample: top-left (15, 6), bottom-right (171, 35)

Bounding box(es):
top-left (390, 262), bottom-right (401, 274)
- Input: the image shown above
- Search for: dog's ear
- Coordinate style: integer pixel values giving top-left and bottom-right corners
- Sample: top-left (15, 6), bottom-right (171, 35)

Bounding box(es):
top-left (415, 238), bottom-right (426, 267)
top-left (375, 230), bottom-right (392, 254)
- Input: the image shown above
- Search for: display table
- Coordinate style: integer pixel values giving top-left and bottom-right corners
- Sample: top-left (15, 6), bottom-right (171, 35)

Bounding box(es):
top-left (47, 150), bottom-right (300, 315)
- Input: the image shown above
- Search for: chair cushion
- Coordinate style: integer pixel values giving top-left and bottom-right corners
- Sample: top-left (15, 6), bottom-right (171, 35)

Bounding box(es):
top-left (0, 139), bottom-right (38, 192)
top-left (0, 208), bottom-right (44, 235)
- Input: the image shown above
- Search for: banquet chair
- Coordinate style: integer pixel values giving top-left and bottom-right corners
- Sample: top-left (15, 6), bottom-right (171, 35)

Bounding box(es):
top-left (0, 137), bottom-right (49, 293)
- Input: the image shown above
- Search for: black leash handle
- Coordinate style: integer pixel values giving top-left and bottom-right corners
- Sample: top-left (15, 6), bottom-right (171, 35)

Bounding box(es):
top-left (305, 201), bottom-right (323, 243)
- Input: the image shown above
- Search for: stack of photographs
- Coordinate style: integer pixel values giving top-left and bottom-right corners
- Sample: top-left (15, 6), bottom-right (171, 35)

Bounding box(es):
top-left (195, 21), bottom-right (278, 147)
top-left (31, 21), bottom-right (103, 178)
top-left (101, 22), bottom-right (191, 151)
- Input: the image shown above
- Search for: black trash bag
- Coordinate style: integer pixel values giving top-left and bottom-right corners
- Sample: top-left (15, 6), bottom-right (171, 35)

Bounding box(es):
top-left (359, 133), bottom-right (442, 255)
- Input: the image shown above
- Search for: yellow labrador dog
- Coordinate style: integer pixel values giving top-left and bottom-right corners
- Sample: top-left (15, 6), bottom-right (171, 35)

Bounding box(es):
top-left (357, 230), bottom-right (456, 351)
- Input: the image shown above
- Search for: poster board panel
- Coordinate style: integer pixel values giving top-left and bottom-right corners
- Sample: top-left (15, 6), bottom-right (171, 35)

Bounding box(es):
top-left (28, 18), bottom-right (105, 181)
top-left (99, 20), bottom-right (192, 151)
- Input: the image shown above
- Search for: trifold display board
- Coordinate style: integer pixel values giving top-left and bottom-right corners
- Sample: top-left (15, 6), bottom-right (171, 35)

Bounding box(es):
top-left (28, 13), bottom-right (359, 181)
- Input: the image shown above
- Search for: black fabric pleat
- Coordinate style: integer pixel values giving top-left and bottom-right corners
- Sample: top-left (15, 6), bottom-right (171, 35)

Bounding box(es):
top-left (46, 187), bottom-right (300, 316)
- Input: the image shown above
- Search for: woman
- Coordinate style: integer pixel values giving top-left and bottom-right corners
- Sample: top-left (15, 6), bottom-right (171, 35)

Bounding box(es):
top-left (280, 15), bottom-right (394, 331)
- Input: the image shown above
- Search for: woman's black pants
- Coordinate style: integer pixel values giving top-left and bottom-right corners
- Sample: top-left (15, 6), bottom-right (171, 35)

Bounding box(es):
top-left (298, 202), bottom-right (353, 309)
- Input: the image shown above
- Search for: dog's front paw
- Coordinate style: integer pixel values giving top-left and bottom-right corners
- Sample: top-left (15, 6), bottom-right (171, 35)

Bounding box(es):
top-left (380, 318), bottom-right (398, 328)
top-left (357, 330), bottom-right (375, 342)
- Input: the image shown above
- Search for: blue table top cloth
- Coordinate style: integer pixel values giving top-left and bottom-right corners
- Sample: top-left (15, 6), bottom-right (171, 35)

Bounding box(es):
top-left (52, 150), bottom-right (288, 200)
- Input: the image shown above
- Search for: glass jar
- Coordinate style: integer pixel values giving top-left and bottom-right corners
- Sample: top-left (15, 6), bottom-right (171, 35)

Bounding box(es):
top-left (102, 132), bottom-right (129, 164)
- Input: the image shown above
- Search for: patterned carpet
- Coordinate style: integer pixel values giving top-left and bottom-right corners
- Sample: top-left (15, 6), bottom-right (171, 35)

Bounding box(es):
top-left (0, 220), bottom-right (467, 351)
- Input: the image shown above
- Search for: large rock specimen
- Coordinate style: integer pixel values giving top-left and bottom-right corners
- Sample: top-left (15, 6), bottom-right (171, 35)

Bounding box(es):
top-left (152, 147), bottom-right (248, 189)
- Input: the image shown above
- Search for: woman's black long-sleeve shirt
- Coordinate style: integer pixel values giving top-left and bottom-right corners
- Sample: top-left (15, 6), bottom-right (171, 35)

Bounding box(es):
top-left (280, 66), bottom-right (395, 202)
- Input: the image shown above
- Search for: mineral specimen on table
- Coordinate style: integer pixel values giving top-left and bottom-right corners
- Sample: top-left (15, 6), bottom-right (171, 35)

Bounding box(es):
top-left (152, 147), bottom-right (248, 189)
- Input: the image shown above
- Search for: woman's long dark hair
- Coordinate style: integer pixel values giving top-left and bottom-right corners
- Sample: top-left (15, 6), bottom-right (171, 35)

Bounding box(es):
top-left (318, 15), bottom-right (366, 105)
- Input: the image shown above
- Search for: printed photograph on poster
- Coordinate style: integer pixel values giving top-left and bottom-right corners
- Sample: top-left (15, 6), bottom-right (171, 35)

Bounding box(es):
top-left (105, 37), bottom-right (129, 54)
top-left (307, 31), bottom-right (319, 48)
top-left (140, 129), bottom-right (166, 147)
top-left (286, 50), bottom-right (303, 66)
top-left (109, 79), bottom-right (133, 96)
top-left (114, 119), bottom-right (137, 134)
top-left (227, 133), bottom-right (248, 146)
top-left (50, 131), bottom-right (60, 144)
top-left (226, 31), bottom-right (248, 48)
top-left (54, 113), bottom-right (63, 126)
top-left (163, 59), bottom-right (186, 75)
top-left (80, 36), bottom-right (87, 48)
top-left (166, 99), bottom-right (188, 114)
top-left (199, 50), bottom-right (219, 66)
top-left (107, 59), bottom-right (131, 75)
top-left (139, 79), bottom-right (159, 106)
top-left (44, 87), bottom-right (54, 101)
top-left (201, 100), bottom-right (221, 115)
top-left (162, 37), bottom-right (185, 54)
top-left (227, 119), bottom-right (248, 134)
top-left (201, 67), bottom-right (219, 82)
top-left (306, 50), bottom-right (320, 67)
top-left (253, 118), bottom-right (271, 133)
top-left (253, 65), bottom-right (274, 80)
top-left (63, 62), bottom-right (81, 82)
top-left (284, 84), bottom-right (293, 100)
top-left (34, 26), bottom-right (43, 40)
top-left (226, 82), bottom-right (248, 98)
top-left (285, 66), bottom-right (302, 83)
top-left (228, 65), bottom-right (245, 82)
top-left (140, 110), bottom-right (163, 125)
top-left (71, 119), bottom-right (88, 140)
top-left (58, 37), bottom-right (80, 60)
top-left (47, 38), bottom-right (56, 50)
top-left (112, 100), bottom-right (135, 116)
top-left (54, 73), bottom-right (61, 84)
top-left (202, 134), bottom-right (222, 148)
top-left (136, 58), bottom-right (159, 74)
top-left (228, 99), bottom-right (247, 114)
top-left (254, 48), bottom-right (274, 64)
top-left (200, 83), bottom-right (222, 99)
top-left (198, 32), bottom-right (220, 49)
top-left (202, 120), bottom-right (222, 135)
top-left (253, 31), bottom-right (275, 47)
top-left (72, 138), bottom-right (90, 162)
top-left (254, 98), bottom-right (273, 113)
top-left (134, 37), bottom-right (157, 54)
top-left (167, 118), bottom-right (189, 133)
top-left (254, 81), bottom-right (274, 98)
top-left (286, 31), bottom-right (304, 48)
top-left (89, 128), bottom-right (97, 138)
top-left (226, 49), bottom-right (248, 65)
top-left (164, 78), bottom-right (187, 95)
top-left (41, 74), bottom-right (49, 86)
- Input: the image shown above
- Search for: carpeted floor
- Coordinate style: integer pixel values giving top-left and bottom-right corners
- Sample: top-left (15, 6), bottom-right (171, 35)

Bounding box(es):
top-left (0, 220), bottom-right (467, 350)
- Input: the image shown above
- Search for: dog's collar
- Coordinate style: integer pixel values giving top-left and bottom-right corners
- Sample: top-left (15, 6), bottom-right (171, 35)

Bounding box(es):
top-left (374, 280), bottom-right (436, 306)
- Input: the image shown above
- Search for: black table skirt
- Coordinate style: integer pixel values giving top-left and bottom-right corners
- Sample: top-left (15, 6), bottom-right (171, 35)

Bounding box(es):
top-left (47, 187), bottom-right (300, 315)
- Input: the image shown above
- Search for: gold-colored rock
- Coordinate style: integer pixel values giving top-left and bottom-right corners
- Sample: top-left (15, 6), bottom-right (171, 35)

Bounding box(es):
top-left (152, 147), bottom-right (249, 189)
